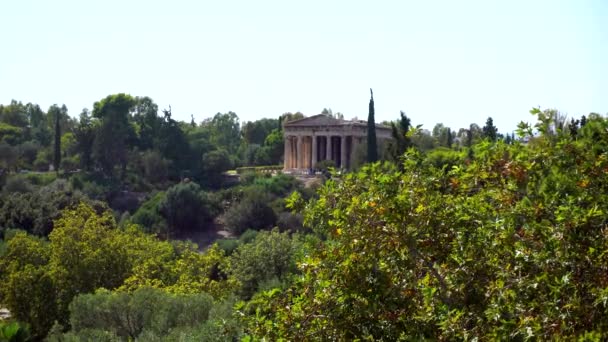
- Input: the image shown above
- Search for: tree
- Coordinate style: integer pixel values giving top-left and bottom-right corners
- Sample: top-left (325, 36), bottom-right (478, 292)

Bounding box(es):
top-left (228, 229), bottom-right (298, 298)
top-left (92, 94), bottom-right (136, 176)
top-left (53, 106), bottom-right (61, 172)
top-left (242, 118), bottom-right (279, 145)
top-left (206, 112), bottom-right (241, 154)
top-left (245, 110), bottom-right (608, 340)
top-left (223, 187), bottom-right (277, 235)
top-left (74, 109), bottom-right (96, 171)
top-left (158, 181), bottom-right (219, 235)
top-left (482, 117), bottom-right (498, 142)
top-left (201, 149), bottom-right (232, 187)
top-left (388, 111), bottom-right (413, 161)
top-left (367, 89), bottom-right (378, 163)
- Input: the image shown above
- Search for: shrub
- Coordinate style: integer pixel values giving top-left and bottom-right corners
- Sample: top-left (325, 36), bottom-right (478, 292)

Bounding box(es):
top-left (158, 182), bottom-right (220, 236)
top-left (223, 187), bottom-right (276, 235)
top-left (216, 238), bottom-right (239, 255)
top-left (227, 229), bottom-right (298, 298)
top-left (130, 192), bottom-right (167, 235)
top-left (68, 287), bottom-right (214, 340)
top-left (2, 176), bottom-right (32, 193)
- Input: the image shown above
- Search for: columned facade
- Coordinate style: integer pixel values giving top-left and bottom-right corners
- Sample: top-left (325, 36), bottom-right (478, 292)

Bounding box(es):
top-left (283, 114), bottom-right (392, 173)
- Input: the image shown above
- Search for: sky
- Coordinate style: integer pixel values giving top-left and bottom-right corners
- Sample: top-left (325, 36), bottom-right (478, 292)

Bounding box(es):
top-left (1, 0), bottom-right (606, 133)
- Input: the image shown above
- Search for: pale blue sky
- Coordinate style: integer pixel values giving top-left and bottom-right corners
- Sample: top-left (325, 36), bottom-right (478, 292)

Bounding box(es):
top-left (1, 0), bottom-right (606, 133)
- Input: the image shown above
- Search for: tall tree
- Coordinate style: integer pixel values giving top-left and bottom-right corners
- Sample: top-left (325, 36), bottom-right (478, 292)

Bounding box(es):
top-left (74, 109), bottom-right (96, 171)
top-left (446, 128), bottom-right (453, 148)
top-left (54, 106), bottom-right (61, 172)
top-left (389, 111), bottom-right (413, 160)
top-left (482, 117), bottom-right (498, 142)
top-left (92, 94), bottom-right (136, 176)
top-left (367, 89), bottom-right (377, 163)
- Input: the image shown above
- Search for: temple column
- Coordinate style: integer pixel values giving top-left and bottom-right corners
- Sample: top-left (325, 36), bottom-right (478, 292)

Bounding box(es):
top-left (296, 135), bottom-right (303, 169)
top-left (312, 135), bottom-right (317, 169)
top-left (326, 135), bottom-right (332, 162)
top-left (292, 137), bottom-right (297, 169)
top-left (341, 135), bottom-right (347, 169)
top-left (351, 136), bottom-right (359, 166)
top-left (284, 136), bottom-right (290, 169)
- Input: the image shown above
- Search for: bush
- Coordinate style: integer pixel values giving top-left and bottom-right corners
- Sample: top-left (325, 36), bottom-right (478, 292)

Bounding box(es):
top-left (60, 156), bottom-right (79, 172)
top-left (276, 211), bottom-right (304, 233)
top-left (130, 192), bottom-right (167, 235)
top-left (238, 229), bottom-right (258, 244)
top-left (216, 238), bottom-right (239, 255)
top-left (424, 147), bottom-right (464, 170)
top-left (0, 179), bottom-right (93, 236)
top-left (67, 287), bottom-right (214, 340)
top-left (223, 187), bottom-right (276, 235)
top-left (2, 176), bottom-right (32, 193)
top-left (158, 181), bottom-right (220, 236)
top-left (227, 229), bottom-right (298, 298)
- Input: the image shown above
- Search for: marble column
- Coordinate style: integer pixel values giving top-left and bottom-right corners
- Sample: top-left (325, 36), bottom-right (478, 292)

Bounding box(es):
top-left (284, 136), bottom-right (290, 169)
top-left (311, 135), bottom-right (317, 169)
top-left (326, 135), bottom-right (332, 162)
top-left (292, 137), bottom-right (297, 169)
top-left (351, 136), bottom-right (359, 166)
top-left (341, 135), bottom-right (347, 168)
top-left (296, 135), bottom-right (303, 169)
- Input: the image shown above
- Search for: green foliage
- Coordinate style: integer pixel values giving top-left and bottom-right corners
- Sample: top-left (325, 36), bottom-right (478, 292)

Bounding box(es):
top-left (52, 104), bottom-right (62, 172)
top-left (424, 147), bottom-right (465, 170)
top-left (67, 287), bottom-right (214, 340)
top-left (0, 321), bottom-right (31, 342)
top-left (0, 123), bottom-right (23, 145)
top-left (388, 111), bottom-right (413, 161)
top-left (227, 229), bottom-right (299, 298)
top-left (223, 187), bottom-right (277, 235)
top-left (130, 191), bottom-right (167, 235)
top-left (0, 179), bottom-right (90, 236)
top-left (201, 148), bottom-right (232, 187)
top-left (158, 181), bottom-right (219, 235)
top-left (244, 111), bottom-right (608, 340)
top-left (482, 116), bottom-right (498, 141)
top-left (92, 94), bottom-right (137, 176)
top-left (367, 89), bottom-right (378, 163)
top-left (314, 159), bottom-right (336, 173)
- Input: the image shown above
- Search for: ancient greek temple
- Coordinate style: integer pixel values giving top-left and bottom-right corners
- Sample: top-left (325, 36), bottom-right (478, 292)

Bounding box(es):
top-left (283, 114), bottom-right (392, 172)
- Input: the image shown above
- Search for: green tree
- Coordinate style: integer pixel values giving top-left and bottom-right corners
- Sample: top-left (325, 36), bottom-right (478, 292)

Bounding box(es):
top-left (205, 112), bottom-right (241, 154)
top-left (367, 89), bottom-right (377, 163)
top-left (482, 116), bottom-right (498, 142)
top-left (73, 109), bottom-right (96, 171)
top-left (223, 187), bottom-right (277, 235)
top-left (53, 106), bottom-right (61, 172)
top-left (201, 149), bottom-right (232, 187)
top-left (245, 110), bottom-right (608, 340)
top-left (388, 111), bottom-right (413, 161)
top-left (228, 229), bottom-right (298, 298)
top-left (92, 94), bottom-right (136, 176)
top-left (158, 181), bottom-right (219, 235)
top-left (0, 232), bottom-right (56, 339)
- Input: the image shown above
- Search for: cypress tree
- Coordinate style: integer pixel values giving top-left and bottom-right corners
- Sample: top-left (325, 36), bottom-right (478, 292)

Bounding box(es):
top-left (446, 128), bottom-right (453, 148)
top-left (54, 107), bottom-right (61, 172)
top-left (367, 88), bottom-right (378, 163)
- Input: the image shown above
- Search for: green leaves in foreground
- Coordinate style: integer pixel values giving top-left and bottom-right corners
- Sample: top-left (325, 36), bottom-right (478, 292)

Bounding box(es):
top-left (244, 111), bottom-right (608, 340)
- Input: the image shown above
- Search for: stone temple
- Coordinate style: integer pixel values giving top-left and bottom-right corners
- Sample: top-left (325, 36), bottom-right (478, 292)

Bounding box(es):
top-left (283, 114), bottom-right (392, 173)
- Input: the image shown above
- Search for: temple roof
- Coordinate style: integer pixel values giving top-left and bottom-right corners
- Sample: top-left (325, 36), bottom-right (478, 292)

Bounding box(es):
top-left (284, 114), bottom-right (390, 130)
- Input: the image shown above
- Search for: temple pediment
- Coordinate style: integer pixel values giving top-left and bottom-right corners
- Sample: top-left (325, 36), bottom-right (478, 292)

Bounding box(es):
top-left (283, 114), bottom-right (346, 127)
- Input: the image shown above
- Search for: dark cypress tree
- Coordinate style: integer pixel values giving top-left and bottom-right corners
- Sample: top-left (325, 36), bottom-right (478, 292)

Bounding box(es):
top-left (54, 107), bottom-right (61, 172)
top-left (482, 117), bottom-right (498, 142)
top-left (367, 88), bottom-right (378, 163)
top-left (446, 128), bottom-right (453, 148)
